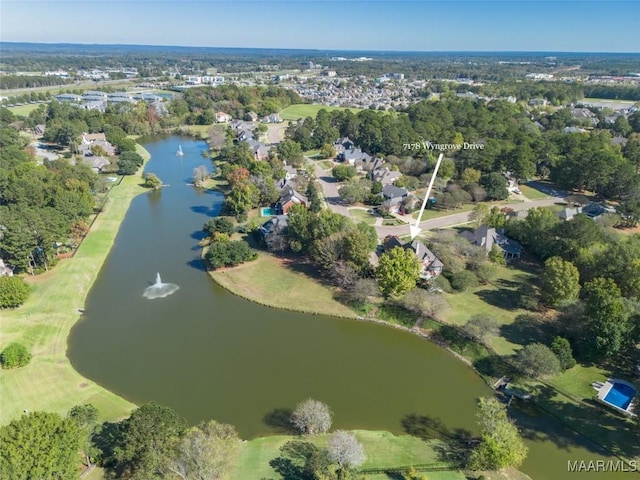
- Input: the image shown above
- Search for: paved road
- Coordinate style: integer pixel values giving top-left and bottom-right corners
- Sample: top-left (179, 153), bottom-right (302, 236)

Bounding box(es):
top-left (310, 159), bottom-right (566, 238)
top-left (375, 197), bottom-right (562, 238)
top-left (311, 159), bottom-right (352, 217)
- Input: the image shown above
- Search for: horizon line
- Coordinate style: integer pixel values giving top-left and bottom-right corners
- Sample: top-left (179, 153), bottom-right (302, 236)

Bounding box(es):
top-left (1, 41), bottom-right (638, 55)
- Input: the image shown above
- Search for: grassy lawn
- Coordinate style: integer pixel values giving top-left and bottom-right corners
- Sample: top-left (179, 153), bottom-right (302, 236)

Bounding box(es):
top-left (232, 430), bottom-right (465, 480)
top-left (180, 124), bottom-right (217, 138)
top-left (8, 103), bottom-right (44, 116)
top-left (440, 264), bottom-right (539, 356)
top-left (349, 208), bottom-right (377, 225)
top-left (208, 252), bottom-right (356, 318)
top-left (412, 203), bottom-right (476, 222)
top-left (518, 184), bottom-right (549, 200)
top-left (0, 146), bottom-right (152, 426)
top-left (280, 104), bottom-right (363, 121)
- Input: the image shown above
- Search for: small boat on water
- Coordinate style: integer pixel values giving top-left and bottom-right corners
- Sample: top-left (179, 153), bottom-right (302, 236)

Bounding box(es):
top-left (177, 145), bottom-right (184, 156)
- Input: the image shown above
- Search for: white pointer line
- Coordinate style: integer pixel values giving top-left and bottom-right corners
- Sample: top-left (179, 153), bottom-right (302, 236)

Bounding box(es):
top-left (409, 152), bottom-right (444, 240)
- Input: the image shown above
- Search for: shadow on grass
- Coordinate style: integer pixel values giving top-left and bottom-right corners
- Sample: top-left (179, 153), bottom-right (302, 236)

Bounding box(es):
top-left (500, 314), bottom-right (556, 347)
top-left (401, 413), bottom-right (475, 466)
top-left (263, 407), bottom-right (295, 434)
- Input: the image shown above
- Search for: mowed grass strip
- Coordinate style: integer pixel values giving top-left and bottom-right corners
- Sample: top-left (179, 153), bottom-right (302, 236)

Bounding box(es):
top-left (232, 430), bottom-right (465, 480)
top-left (8, 103), bottom-right (45, 116)
top-left (209, 253), bottom-right (356, 318)
top-left (280, 104), bottom-right (363, 121)
top-left (0, 145), bottom-right (151, 425)
top-left (518, 184), bottom-right (549, 200)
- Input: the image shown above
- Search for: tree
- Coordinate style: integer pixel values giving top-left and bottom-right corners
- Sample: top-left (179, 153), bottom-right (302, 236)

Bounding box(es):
top-left (328, 430), bottom-right (366, 474)
top-left (0, 276), bottom-right (31, 308)
top-left (513, 343), bottom-right (561, 378)
top-left (205, 240), bottom-right (255, 269)
top-left (581, 277), bottom-right (631, 360)
top-left (143, 173), bottom-right (162, 189)
top-left (320, 143), bottom-right (336, 159)
top-left (470, 203), bottom-right (490, 227)
top-left (277, 140), bottom-right (304, 167)
top-left (463, 314), bottom-right (500, 343)
top-left (290, 399), bottom-right (333, 435)
top-left (118, 151), bottom-right (144, 175)
top-left (165, 420), bottom-right (240, 480)
top-left (332, 165), bottom-right (357, 182)
top-left (343, 278), bottom-right (379, 307)
top-left (447, 270), bottom-right (479, 292)
top-left (203, 217), bottom-right (235, 237)
top-left (550, 336), bottom-right (576, 371)
top-left (401, 288), bottom-right (448, 319)
top-left (67, 404), bottom-right (99, 468)
top-left (271, 440), bottom-right (332, 480)
top-left (0, 411), bottom-right (80, 480)
top-left (376, 247), bottom-right (420, 298)
top-left (481, 172), bottom-right (509, 200)
top-left (469, 397), bottom-right (528, 471)
top-left (113, 402), bottom-right (188, 479)
top-left (0, 342), bottom-right (32, 368)
top-left (540, 257), bottom-right (580, 307)
top-left (461, 167), bottom-right (482, 186)
top-left (192, 165), bottom-right (209, 187)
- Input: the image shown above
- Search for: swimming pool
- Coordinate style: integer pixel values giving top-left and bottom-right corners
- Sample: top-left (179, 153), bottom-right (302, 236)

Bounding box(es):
top-left (604, 381), bottom-right (635, 410)
top-left (260, 207), bottom-right (275, 217)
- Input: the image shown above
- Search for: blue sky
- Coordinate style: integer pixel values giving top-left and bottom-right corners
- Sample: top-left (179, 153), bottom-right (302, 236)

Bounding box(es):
top-left (1, 1), bottom-right (639, 52)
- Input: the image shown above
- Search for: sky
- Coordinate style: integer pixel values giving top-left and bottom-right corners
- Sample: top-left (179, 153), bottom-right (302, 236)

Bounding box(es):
top-left (1, 0), bottom-right (639, 52)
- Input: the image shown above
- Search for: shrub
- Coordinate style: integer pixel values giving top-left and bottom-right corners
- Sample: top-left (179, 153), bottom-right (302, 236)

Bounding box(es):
top-left (205, 240), bottom-right (256, 269)
top-left (1, 343), bottom-right (32, 368)
top-left (513, 343), bottom-right (561, 379)
top-left (0, 276), bottom-right (31, 308)
top-left (448, 270), bottom-right (479, 292)
top-left (142, 173), bottom-right (162, 189)
top-left (550, 336), bottom-right (576, 371)
top-left (203, 217), bottom-right (235, 236)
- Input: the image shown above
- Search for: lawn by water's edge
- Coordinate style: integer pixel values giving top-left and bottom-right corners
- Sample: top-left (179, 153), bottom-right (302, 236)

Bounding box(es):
top-left (0, 144), bottom-right (151, 425)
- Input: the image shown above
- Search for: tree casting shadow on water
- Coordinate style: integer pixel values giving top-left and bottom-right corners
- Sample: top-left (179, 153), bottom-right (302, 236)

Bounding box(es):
top-left (263, 407), bottom-right (296, 434)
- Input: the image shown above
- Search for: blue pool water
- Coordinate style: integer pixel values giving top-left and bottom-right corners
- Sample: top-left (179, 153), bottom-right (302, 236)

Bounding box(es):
top-left (260, 207), bottom-right (275, 217)
top-left (604, 382), bottom-right (635, 410)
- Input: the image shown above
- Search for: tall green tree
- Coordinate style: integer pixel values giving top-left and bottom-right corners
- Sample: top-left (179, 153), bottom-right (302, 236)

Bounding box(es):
top-left (0, 411), bottom-right (80, 480)
top-left (376, 247), bottom-right (420, 298)
top-left (582, 277), bottom-right (631, 360)
top-left (68, 404), bottom-right (100, 468)
top-left (469, 397), bottom-right (528, 470)
top-left (113, 402), bottom-right (188, 479)
top-left (540, 256), bottom-right (580, 307)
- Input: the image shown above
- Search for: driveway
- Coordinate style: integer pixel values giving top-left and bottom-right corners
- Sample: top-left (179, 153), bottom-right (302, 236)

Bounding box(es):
top-left (311, 159), bottom-right (352, 217)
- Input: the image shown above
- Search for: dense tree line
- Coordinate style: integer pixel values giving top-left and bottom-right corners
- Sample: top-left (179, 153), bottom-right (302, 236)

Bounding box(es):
top-left (177, 85), bottom-right (305, 125)
top-left (0, 125), bottom-right (99, 273)
top-left (0, 75), bottom-right (72, 90)
top-left (504, 207), bottom-right (640, 362)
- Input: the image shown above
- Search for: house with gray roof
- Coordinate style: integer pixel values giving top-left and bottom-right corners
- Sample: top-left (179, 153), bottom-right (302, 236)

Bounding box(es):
top-left (340, 147), bottom-right (371, 165)
top-left (275, 186), bottom-right (308, 214)
top-left (259, 215), bottom-right (289, 249)
top-left (462, 225), bottom-right (521, 260)
top-left (382, 235), bottom-right (444, 280)
top-left (381, 184), bottom-right (409, 214)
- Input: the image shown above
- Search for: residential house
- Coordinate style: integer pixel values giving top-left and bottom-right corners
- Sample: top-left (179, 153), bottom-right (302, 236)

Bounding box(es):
top-left (32, 124), bottom-right (45, 136)
top-left (284, 165), bottom-right (298, 180)
top-left (381, 185), bottom-right (409, 214)
top-left (333, 137), bottom-right (355, 156)
top-left (340, 147), bottom-right (371, 165)
top-left (81, 100), bottom-right (107, 112)
top-left (564, 126), bottom-right (588, 134)
top-left (570, 107), bottom-right (599, 126)
top-left (383, 236), bottom-right (444, 280)
top-left (582, 203), bottom-right (616, 221)
top-left (81, 156), bottom-right (111, 173)
top-left (246, 139), bottom-right (269, 161)
top-left (259, 215), bottom-right (289, 249)
top-left (558, 206), bottom-right (582, 221)
top-left (262, 113), bottom-right (282, 123)
top-left (528, 98), bottom-right (548, 107)
top-left (245, 111), bottom-right (259, 122)
top-left (371, 166), bottom-right (402, 186)
top-left (215, 111), bottom-right (232, 123)
top-left (79, 133), bottom-right (116, 157)
top-left (275, 186), bottom-right (308, 214)
top-left (0, 259), bottom-right (14, 277)
top-left (462, 225), bottom-right (522, 260)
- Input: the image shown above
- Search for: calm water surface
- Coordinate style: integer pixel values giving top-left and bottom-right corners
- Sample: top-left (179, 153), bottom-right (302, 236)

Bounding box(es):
top-left (68, 136), bottom-right (637, 480)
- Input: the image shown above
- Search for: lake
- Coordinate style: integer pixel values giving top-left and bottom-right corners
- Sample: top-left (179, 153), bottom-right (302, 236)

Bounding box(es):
top-left (68, 135), bottom-right (637, 480)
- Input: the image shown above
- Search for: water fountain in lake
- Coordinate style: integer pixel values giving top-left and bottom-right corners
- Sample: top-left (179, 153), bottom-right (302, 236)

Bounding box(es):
top-left (142, 273), bottom-right (179, 299)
